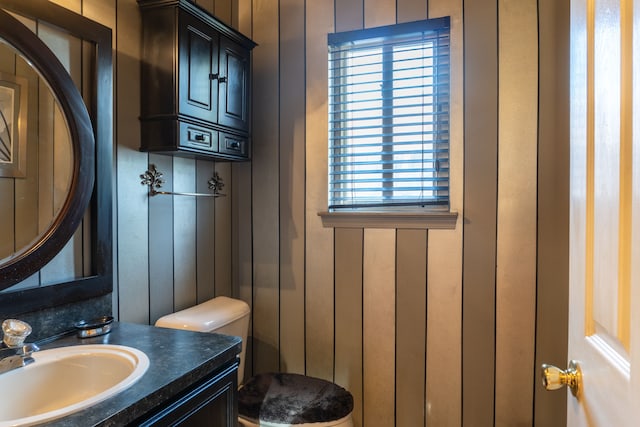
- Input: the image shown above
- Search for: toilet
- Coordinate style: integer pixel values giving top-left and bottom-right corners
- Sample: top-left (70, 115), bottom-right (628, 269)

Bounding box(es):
top-left (155, 296), bottom-right (354, 427)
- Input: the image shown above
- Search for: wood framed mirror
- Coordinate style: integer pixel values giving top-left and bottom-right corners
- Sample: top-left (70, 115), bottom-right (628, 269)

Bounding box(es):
top-left (0, 0), bottom-right (112, 316)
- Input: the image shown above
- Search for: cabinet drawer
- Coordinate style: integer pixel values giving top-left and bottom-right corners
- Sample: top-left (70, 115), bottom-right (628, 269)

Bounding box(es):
top-left (179, 123), bottom-right (218, 152)
top-left (219, 133), bottom-right (248, 158)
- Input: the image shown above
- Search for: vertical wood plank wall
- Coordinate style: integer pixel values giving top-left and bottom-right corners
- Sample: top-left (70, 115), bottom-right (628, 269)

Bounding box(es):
top-left (113, 0), bottom-right (236, 325)
top-left (535, 0), bottom-right (570, 426)
top-left (241, 0), bottom-right (568, 426)
top-left (27, 0), bottom-right (569, 426)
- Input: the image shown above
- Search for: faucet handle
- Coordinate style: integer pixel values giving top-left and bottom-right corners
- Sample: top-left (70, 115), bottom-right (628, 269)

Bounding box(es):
top-left (17, 343), bottom-right (39, 357)
top-left (2, 319), bottom-right (32, 347)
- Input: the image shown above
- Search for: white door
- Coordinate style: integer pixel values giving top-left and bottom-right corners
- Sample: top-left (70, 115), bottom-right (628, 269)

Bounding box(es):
top-left (547, 0), bottom-right (640, 425)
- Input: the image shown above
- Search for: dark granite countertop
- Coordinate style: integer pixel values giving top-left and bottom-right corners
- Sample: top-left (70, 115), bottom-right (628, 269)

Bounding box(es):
top-left (36, 321), bottom-right (241, 426)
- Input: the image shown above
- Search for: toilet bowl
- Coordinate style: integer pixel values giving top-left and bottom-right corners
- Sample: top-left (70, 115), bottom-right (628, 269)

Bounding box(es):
top-left (156, 297), bottom-right (354, 427)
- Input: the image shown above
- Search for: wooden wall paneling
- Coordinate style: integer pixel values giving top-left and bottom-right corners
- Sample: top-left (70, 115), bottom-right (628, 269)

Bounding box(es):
top-left (462, 0), bottom-right (499, 426)
top-left (234, 0), bottom-right (253, 380)
top-left (335, 0), bottom-right (363, 32)
top-left (363, 228), bottom-right (396, 427)
top-left (39, 27), bottom-right (81, 285)
top-left (172, 157), bottom-right (198, 311)
top-left (83, 0), bottom-right (117, 28)
top-left (334, 228), bottom-right (364, 427)
top-left (251, 0), bottom-right (280, 374)
top-left (37, 81), bottom-right (54, 243)
top-left (41, 103), bottom-right (82, 284)
top-left (304, 0), bottom-right (335, 381)
top-left (364, 0), bottom-right (396, 27)
top-left (195, 0), bottom-right (215, 16)
top-left (14, 54), bottom-right (39, 262)
top-left (53, 104), bottom-right (73, 214)
top-left (148, 154), bottom-right (174, 323)
top-left (397, 0), bottom-right (427, 23)
top-left (115, 0), bottom-right (149, 323)
top-left (534, 0), bottom-right (569, 425)
top-left (495, 1), bottom-right (538, 425)
top-left (13, 38), bottom-right (40, 290)
top-left (426, 1), bottom-right (463, 426)
top-left (278, 0), bottom-right (306, 375)
top-left (232, 158), bottom-right (253, 379)
top-left (395, 229), bottom-right (427, 427)
top-left (231, 160), bottom-right (253, 376)
top-left (49, 0), bottom-right (80, 11)
top-left (0, 46), bottom-right (15, 265)
top-left (231, 0), bottom-right (239, 29)
top-left (0, 47), bottom-right (12, 140)
top-left (39, 29), bottom-right (75, 285)
top-left (237, 0), bottom-right (251, 35)
top-left (426, 229), bottom-right (463, 427)
top-left (214, 162), bottom-right (232, 298)
top-left (196, 159), bottom-right (216, 302)
top-left (215, 0), bottom-right (233, 25)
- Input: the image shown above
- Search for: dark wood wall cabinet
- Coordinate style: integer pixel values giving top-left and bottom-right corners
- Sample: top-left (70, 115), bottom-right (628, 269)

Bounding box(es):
top-left (138, 0), bottom-right (256, 161)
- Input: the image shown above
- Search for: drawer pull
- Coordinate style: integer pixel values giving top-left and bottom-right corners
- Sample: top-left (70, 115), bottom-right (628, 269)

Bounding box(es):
top-left (188, 130), bottom-right (210, 144)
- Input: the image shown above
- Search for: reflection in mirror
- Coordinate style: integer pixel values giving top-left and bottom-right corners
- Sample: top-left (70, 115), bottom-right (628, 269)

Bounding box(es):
top-left (0, 37), bottom-right (74, 271)
top-left (0, 0), bottom-right (112, 317)
top-left (0, 4), bottom-right (102, 299)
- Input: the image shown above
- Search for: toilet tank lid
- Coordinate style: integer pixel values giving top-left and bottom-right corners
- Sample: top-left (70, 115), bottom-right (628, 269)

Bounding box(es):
top-left (155, 296), bottom-right (250, 332)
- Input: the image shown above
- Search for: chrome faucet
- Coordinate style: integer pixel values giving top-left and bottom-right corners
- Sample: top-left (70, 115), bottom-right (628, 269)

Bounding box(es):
top-left (0, 343), bottom-right (39, 375)
top-left (0, 319), bottom-right (39, 375)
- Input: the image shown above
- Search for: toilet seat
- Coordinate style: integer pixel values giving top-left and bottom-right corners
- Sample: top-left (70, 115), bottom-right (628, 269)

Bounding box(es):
top-left (238, 373), bottom-right (354, 427)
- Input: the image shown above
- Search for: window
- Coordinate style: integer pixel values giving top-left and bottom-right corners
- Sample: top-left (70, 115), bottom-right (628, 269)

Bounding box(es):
top-left (328, 18), bottom-right (450, 211)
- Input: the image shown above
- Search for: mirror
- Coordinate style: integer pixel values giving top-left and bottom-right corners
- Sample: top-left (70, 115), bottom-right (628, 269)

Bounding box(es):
top-left (0, 37), bottom-right (76, 271)
top-left (0, 1), bottom-right (112, 316)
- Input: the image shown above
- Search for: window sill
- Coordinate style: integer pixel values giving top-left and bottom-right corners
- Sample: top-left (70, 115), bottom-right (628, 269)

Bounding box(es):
top-left (318, 210), bottom-right (458, 229)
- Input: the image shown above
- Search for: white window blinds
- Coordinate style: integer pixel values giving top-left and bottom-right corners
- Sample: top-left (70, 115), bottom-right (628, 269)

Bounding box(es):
top-left (328, 18), bottom-right (450, 210)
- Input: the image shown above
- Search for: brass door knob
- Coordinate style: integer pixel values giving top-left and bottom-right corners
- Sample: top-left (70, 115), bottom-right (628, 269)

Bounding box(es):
top-left (541, 360), bottom-right (582, 397)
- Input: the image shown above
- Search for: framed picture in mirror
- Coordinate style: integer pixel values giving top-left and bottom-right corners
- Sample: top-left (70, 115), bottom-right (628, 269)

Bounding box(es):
top-left (0, 72), bottom-right (27, 178)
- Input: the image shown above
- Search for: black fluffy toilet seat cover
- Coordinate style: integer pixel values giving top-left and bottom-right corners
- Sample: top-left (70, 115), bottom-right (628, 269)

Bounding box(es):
top-left (238, 372), bottom-right (354, 424)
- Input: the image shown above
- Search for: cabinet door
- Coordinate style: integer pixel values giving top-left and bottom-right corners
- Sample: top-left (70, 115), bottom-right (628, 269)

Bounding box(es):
top-left (136, 362), bottom-right (238, 427)
top-left (218, 36), bottom-right (250, 132)
top-left (178, 10), bottom-right (219, 123)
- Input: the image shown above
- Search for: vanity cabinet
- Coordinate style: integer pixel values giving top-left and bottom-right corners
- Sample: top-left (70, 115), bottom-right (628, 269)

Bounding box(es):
top-left (134, 361), bottom-right (238, 426)
top-left (138, 0), bottom-right (255, 161)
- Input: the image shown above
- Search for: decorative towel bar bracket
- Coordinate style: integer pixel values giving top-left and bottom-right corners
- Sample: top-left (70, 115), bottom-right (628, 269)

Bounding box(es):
top-left (140, 164), bottom-right (225, 198)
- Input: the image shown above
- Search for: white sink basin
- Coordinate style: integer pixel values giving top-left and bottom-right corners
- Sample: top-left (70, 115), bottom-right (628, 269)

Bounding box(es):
top-left (0, 344), bottom-right (149, 426)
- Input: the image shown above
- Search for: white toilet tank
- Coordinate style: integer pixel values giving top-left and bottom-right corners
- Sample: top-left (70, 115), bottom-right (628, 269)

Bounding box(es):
top-left (155, 296), bottom-right (250, 383)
